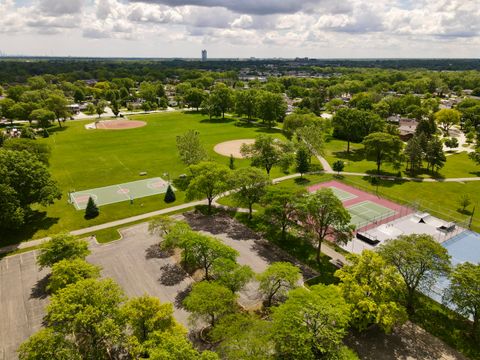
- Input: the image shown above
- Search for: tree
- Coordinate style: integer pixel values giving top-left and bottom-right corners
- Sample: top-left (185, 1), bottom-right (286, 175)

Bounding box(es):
top-left (184, 88), bottom-right (205, 110)
top-left (332, 108), bottom-right (385, 153)
top-left (240, 135), bottom-right (281, 175)
top-left (183, 281), bottom-right (236, 327)
top-left (363, 132), bottom-right (403, 174)
top-left (3, 138), bottom-right (51, 165)
top-left (148, 215), bottom-right (178, 239)
top-left (229, 154), bottom-right (235, 169)
top-left (176, 130), bottom-right (208, 166)
top-left (37, 233), bottom-right (90, 268)
top-left (272, 284), bottom-right (351, 359)
top-left (210, 83), bottom-right (234, 119)
top-left (211, 258), bottom-right (254, 293)
top-left (379, 234), bottom-right (451, 313)
top-left (404, 135), bottom-right (424, 174)
top-left (18, 328), bottom-right (81, 360)
top-left (458, 194), bottom-right (472, 212)
top-left (47, 258), bottom-right (101, 293)
top-left (230, 167), bottom-right (270, 218)
top-left (425, 137), bottom-right (446, 173)
top-left (296, 189), bottom-right (353, 264)
top-left (45, 94), bottom-right (70, 127)
top-left (111, 100), bottom-right (120, 117)
top-left (186, 162), bottom-right (231, 213)
top-left (332, 160), bottom-right (345, 175)
top-left (164, 184), bottom-right (176, 203)
top-left (435, 109), bottom-right (461, 135)
top-left (29, 108), bottom-right (56, 128)
top-left (335, 251), bottom-right (407, 333)
top-left (181, 231), bottom-right (238, 280)
top-left (443, 262), bottom-right (480, 338)
top-left (256, 91), bottom-right (287, 128)
top-left (95, 100), bottom-right (108, 118)
top-left (257, 262), bottom-right (301, 307)
top-left (121, 295), bottom-right (178, 343)
top-left (84, 196), bottom-right (99, 219)
top-left (261, 187), bottom-right (300, 240)
top-left (235, 89), bottom-right (258, 120)
top-left (0, 151), bottom-right (60, 231)
top-left (45, 279), bottom-right (127, 359)
top-left (444, 137), bottom-right (459, 149)
top-left (295, 144), bottom-right (310, 177)
top-left (200, 94), bottom-right (222, 120)
top-left (210, 314), bottom-right (274, 360)
top-left (283, 113), bottom-right (318, 138)
top-left (0, 183), bottom-right (25, 230)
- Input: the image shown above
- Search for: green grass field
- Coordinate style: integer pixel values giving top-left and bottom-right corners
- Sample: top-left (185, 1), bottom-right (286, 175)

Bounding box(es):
top-left (2, 112), bottom-right (299, 245)
top-left (324, 139), bottom-right (480, 178)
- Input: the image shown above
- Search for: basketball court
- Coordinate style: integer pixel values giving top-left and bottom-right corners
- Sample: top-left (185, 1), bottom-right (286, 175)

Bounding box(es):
top-left (69, 177), bottom-right (170, 210)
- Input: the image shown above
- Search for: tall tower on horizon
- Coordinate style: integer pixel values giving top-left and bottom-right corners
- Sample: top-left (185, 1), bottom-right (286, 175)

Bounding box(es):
top-left (201, 49), bottom-right (207, 62)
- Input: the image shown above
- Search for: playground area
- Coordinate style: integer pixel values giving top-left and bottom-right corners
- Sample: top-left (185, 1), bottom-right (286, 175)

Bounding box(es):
top-left (69, 177), bottom-right (170, 210)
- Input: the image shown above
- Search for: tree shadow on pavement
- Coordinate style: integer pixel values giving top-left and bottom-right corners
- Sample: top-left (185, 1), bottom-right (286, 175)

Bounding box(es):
top-left (159, 264), bottom-right (187, 286)
top-left (30, 274), bottom-right (50, 300)
top-left (174, 284), bottom-right (193, 309)
top-left (145, 244), bottom-right (173, 259)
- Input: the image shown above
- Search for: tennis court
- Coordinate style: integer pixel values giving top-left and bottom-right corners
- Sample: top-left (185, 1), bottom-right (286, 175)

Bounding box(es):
top-left (70, 177), bottom-right (170, 210)
top-left (347, 201), bottom-right (397, 228)
top-left (329, 186), bottom-right (357, 202)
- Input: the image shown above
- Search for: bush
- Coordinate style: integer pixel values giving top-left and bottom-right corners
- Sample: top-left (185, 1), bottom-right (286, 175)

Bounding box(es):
top-left (164, 184), bottom-right (176, 203)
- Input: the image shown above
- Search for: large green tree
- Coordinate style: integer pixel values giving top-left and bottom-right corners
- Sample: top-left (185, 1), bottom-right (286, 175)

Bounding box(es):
top-left (335, 250), bottom-right (407, 333)
top-left (186, 161), bottom-right (231, 213)
top-left (272, 284), bottom-right (351, 359)
top-left (295, 189), bottom-right (353, 264)
top-left (47, 258), bottom-right (100, 293)
top-left (176, 130), bottom-right (208, 166)
top-left (37, 233), bottom-right (90, 268)
top-left (379, 234), bottom-right (451, 313)
top-left (240, 135), bottom-right (282, 175)
top-left (18, 328), bottom-right (82, 360)
top-left (235, 89), bottom-right (258, 120)
top-left (45, 279), bottom-right (127, 358)
top-left (210, 83), bottom-right (234, 119)
top-left (362, 132), bottom-right (403, 173)
top-left (183, 281), bottom-right (237, 327)
top-left (261, 186), bottom-right (301, 240)
top-left (434, 108), bottom-right (461, 134)
top-left (443, 262), bottom-right (480, 338)
top-left (257, 262), bottom-right (301, 307)
top-left (211, 258), bottom-right (254, 293)
top-left (230, 167), bottom-right (270, 218)
top-left (0, 149), bottom-right (60, 231)
top-left (256, 91), bottom-right (287, 128)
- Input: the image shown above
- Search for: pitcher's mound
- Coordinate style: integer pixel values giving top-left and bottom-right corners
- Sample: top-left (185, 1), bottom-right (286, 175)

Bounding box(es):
top-left (96, 120), bottom-right (146, 130)
top-left (214, 139), bottom-right (255, 158)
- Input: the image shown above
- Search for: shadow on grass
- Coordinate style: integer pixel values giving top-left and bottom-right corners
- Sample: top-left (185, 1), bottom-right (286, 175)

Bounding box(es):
top-left (294, 177), bottom-right (311, 185)
top-left (411, 294), bottom-right (480, 360)
top-left (332, 148), bottom-right (365, 162)
top-left (199, 117), bottom-right (236, 124)
top-left (0, 210), bottom-right (59, 246)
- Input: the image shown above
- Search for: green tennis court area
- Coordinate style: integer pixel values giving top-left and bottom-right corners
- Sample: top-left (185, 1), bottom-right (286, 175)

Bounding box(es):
top-left (70, 177), bottom-right (170, 210)
top-left (347, 201), bottom-right (396, 228)
top-left (329, 186), bottom-right (357, 202)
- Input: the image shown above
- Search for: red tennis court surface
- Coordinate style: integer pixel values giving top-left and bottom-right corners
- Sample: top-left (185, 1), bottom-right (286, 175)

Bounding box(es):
top-left (308, 180), bottom-right (413, 232)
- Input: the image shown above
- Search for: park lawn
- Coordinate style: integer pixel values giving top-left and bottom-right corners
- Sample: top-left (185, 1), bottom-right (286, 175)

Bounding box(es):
top-left (324, 139), bottom-right (480, 179)
top-left (1, 112), bottom-right (294, 245)
top-left (323, 139), bottom-right (401, 175)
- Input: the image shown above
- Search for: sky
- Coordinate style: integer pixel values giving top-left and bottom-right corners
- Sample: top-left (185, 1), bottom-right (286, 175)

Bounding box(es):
top-left (0, 0), bottom-right (479, 58)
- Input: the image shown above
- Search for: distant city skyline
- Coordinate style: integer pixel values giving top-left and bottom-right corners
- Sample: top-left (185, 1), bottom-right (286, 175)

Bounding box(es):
top-left (0, 0), bottom-right (479, 58)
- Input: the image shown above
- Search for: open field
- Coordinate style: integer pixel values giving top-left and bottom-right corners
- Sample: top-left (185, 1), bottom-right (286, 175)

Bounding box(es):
top-left (323, 139), bottom-right (480, 178)
top-left (2, 112), bottom-right (300, 245)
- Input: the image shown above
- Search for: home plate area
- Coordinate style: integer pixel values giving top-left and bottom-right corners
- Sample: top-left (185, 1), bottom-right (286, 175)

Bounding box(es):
top-left (69, 177), bottom-right (170, 210)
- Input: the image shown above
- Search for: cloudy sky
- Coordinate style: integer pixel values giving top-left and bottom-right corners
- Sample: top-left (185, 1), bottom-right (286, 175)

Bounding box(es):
top-left (0, 0), bottom-right (479, 58)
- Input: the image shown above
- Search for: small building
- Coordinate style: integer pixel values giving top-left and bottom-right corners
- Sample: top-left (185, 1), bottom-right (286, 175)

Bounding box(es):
top-left (398, 118), bottom-right (418, 140)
